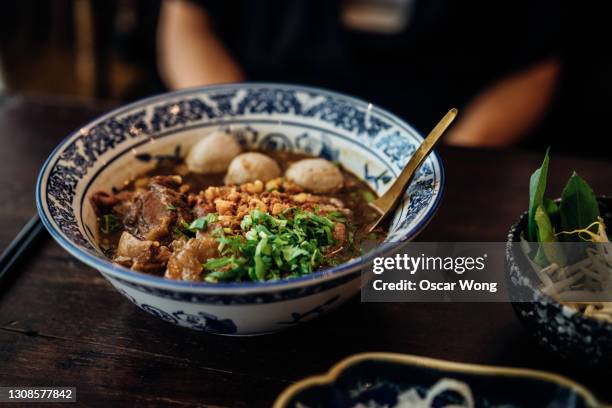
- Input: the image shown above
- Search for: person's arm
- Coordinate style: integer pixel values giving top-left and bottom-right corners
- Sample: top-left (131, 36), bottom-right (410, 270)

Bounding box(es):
top-left (157, 0), bottom-right (245, 89)
top-left (445, 58), bottom-right (560, 147)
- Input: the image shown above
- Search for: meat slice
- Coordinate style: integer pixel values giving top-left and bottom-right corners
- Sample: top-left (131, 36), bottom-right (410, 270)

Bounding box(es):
top-left (332, 222), bottom-right (347, 245)
top-left (123, 175), bottom-right (188, 242)
top-left (91, 190), bottom-right (133, 216)
top-left (114, 231), bottom-right (171, 273)
top-left (91, 191), bottom-right (118, 212)
top-left (165, 234), bottom-right (219, 281)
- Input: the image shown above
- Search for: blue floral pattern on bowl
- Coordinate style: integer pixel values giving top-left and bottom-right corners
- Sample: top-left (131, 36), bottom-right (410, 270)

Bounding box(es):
top-left (37, 83), bottom-right (444, 335)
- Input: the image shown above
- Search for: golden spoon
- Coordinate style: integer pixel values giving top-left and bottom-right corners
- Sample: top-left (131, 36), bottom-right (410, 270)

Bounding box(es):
top-left (368, 108), bottom-right (458, 232)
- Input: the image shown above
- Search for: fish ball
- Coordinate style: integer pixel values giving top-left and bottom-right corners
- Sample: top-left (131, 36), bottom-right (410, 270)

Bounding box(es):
top-left (285, 158), bottom-right (343, 193)
top-left (224, 152), bottom-right (282, 185)
top-left (186, 131), bottom-right (241, 174)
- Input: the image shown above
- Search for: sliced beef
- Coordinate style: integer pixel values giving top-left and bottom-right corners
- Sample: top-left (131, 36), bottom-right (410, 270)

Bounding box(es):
top-left (114, 231), bottom-right (171, 273)
top-left (91, 190), bottom-right (133, 216)
top-left (123, 175), bottom-right (189, 242)
top-left (324, 222), bottom-right (348, 257)
top-left (165, 233), bottom-right (219, 281)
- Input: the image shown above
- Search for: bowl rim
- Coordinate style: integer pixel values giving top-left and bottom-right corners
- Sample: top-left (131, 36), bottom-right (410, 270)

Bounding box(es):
top-left (36, 82), bottom-right (445, 293)
top-left (272, 352), bottom-right (600, 408)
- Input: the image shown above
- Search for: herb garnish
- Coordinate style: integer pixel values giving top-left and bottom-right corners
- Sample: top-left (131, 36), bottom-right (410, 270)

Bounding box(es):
top-left (362, 190), bottom-right (376, 203)
top-left (101, 214), bottom-right (120, 234)
top-left (203, 208), bottom-right (340, 283)
top-left (175, 214), bottom-right (218, 238)
top-left (527, 150), bottom-right (603, 266)
top-left (188, 213), bottom-right (218, 232)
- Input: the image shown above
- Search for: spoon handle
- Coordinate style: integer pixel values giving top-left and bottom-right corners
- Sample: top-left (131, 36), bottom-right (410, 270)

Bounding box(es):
top-left (368, 108), bottom-right (458, 231)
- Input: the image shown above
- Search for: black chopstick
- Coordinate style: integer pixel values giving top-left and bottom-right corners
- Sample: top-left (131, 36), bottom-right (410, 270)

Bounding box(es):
top-left (0, 214), bottom-right (45, 284)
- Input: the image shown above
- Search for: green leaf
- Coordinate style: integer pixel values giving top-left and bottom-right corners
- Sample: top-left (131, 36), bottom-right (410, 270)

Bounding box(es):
top-left (254, 237), bottom-right (269, 280)
top-left (362, 190), bottom-right (376, 203)
top-left (543, 198), bottom-right (559, 229)
top-left (165, 204), bottom-right (177, 211)
top-left (203, 257), bottom-right (235, 270)
top-left (559, 172), bottom-right (600, 242)
top-left (189, 217), bottom-right (207, 231)
top-left (326, 211), bottom-right (347, 223)
top-left (254, 254), bottom-right (266, 280)
top-left (533, 205), bottom-right (566, 267)
top-left (101, 214), bottom-right (120, 234)
top-left (528, 149), bottom-right (550, 241)
top-left (187, 214), bottom-right (217, 232)
top-left (205, 266), bottom-right (245, 283)
top-left (282, 246), bottom-right (308, 262)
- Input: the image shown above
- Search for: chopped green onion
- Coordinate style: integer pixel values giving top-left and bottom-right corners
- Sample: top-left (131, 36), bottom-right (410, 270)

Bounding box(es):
top-left (187, 213), bottom-right (218, 233)
top-left (362, 190), bottom-right (376, 203)
top-left (203, 256), bottom-right (236, 270)
top-left (101, 214), bottom-right (120, 234)
top-left (202, 208), bottom-right (343, 282)
top-left (188, 217), bottom-right (207, 231)
top-left (326, 211), bottom-right (346, 223)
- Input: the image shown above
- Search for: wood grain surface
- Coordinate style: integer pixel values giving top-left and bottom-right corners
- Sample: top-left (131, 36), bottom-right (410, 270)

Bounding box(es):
top-left (0, 96), bottom-right (610, 407)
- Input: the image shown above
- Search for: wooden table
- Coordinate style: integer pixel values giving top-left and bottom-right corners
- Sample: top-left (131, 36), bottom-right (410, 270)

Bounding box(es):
top-left (0, 96), bottom-right (611, 407)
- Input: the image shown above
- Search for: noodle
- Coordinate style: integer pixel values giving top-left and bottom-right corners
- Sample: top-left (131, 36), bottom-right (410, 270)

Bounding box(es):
top-left (522, 222), bottom-right (612, 323)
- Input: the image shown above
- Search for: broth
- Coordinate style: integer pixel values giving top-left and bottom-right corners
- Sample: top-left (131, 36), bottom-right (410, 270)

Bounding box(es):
top-left (92, 150), bottom-right (386, 282)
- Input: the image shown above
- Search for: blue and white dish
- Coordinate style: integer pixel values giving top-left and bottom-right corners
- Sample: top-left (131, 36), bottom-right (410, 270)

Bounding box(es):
top-left (505, 197), bottom-right (612, 365)
top-left (36, 83), bottom-right (444, 335)
top-left (274, 352), bottom-right (601, 407)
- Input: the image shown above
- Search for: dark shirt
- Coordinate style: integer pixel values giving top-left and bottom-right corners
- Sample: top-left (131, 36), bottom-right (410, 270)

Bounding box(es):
top-left (189, 0), bottom-right (559, 132)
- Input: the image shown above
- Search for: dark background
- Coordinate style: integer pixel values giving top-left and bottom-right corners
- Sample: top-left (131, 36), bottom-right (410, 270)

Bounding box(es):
top-left (0, 0), bottom-right (610, 160)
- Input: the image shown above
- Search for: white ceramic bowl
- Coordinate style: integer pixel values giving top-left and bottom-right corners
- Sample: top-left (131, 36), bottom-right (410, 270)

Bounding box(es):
top-left (36, 83), bottom-right (444, 335)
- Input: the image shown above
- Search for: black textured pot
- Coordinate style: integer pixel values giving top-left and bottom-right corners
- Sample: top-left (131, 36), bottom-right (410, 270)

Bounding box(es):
top-left (505, 197), bottom-right (612, 366)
